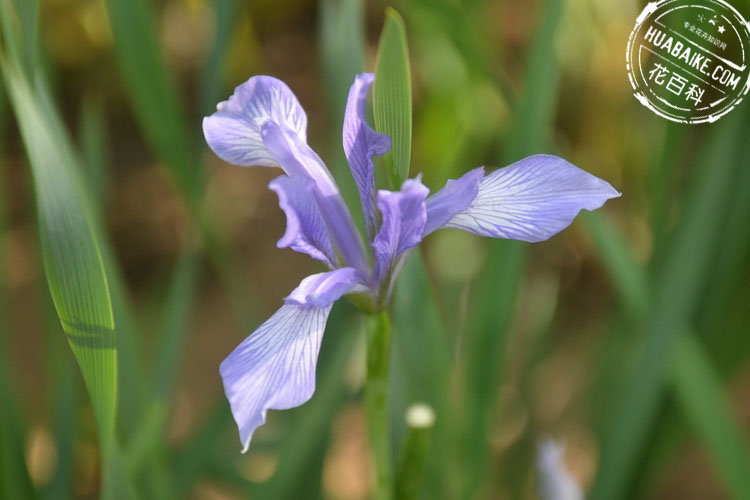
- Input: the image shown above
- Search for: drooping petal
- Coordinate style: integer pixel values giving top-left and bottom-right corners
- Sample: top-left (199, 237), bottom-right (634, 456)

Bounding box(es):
top-left (262, 121), bottom-right (369, 275)
top-left (443, 155), bottom-right (620, 242)
top-left (220, 269), bottom-right (361, 451)
top-left (284, 267), bottom-right (363, 308)
top-left (342, 73), bottom-right (391, 239)
top-left (423, 167), bottom-right (484, 236)
top-left (203, 76), bottom-right (307, 167)
top-left (220, 303), bottom-right (329, 452)
top-left (260, 120), bottom-right (339, 196)
top-left (371, 177), bottom-right (429, 284)
top-left (268, 175), bottom-right (335, 267)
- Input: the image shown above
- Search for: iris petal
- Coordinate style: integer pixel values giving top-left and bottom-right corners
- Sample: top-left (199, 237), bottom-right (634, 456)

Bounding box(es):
top-left (268, 175), bottom-right (335, 267)
top-left (443, 155), bottom-right (620, 242)
top-left (220, 304), bottom-right (329, 452)
top-left (203, 76), bottom-right (307, 167)
top-left (261, 121), bottom-right (369, 275)
top-left (371, 177), bottom-right (429, 284)
top-left (284, 267), bottom-right (363, 308)
top-left (343, 73), bottom-right (391, 239)
top-left (260, 120), bottom-right (340, 196)
top-left (423, 167), bottom-right (484, 236)
top-left (220, 268), bottom-right (359, 451)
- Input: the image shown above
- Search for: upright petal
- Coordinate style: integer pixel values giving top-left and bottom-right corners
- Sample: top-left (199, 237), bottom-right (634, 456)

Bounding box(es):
top-left (423, 167), bottom-right (484, 236)
top-left (371, 177), bottom-right (429, 284)
top-left (442, 155), bottom-right (620, 242)
top-left (343, 73), bottom-right (391, 238)
top-left (220, 269), bottom-right (361, 451)
top-left (203, 76), bottom-right (307, 167)
top-left (262, 121), bottom-right (369, 275)
top-left (268, 175), bottom-right (335, 267)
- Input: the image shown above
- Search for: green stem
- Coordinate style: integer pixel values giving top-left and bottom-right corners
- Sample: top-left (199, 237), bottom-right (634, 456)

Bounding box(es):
top-left (365, 310), bottom-right (393, 500)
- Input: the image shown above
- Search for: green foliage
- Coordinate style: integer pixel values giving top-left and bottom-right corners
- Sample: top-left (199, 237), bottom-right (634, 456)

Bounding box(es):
top-left (103, 0), bottom-right (200, 204)
top-left (3, 62), bottom-right (117, 444)
top-left (672, 335), bottom-right (750, 500)
top-left (374, 8), bottom-right (412, 189)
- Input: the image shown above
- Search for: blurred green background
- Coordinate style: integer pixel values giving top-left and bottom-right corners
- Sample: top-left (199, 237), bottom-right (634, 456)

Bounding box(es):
top-left (1, 0), bottom-right (749, 499)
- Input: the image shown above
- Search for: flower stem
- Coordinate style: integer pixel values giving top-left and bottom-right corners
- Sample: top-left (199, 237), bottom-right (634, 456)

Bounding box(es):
top-left (365, 310), bottom-right (392, 500)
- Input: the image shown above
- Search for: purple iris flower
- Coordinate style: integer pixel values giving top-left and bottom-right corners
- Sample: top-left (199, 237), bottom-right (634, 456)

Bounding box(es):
top-left (203, 73), bottom-right (620, 451)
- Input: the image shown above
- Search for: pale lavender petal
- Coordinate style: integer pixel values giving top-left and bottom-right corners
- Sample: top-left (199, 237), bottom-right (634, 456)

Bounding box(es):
top-left (220, 303), bottom-right (330, 452)
top-left (423, 167), bottom-right (484, 236)
top-left (372, 177), bottom-right (429, 283)
top-left (268, 175), bottom-right (335, 267)
top-left (260, 120), bottom-right (339, 195)
top-left (284, 268), bottom-right (362, 308)
top-left (343, 73), bottom-right (391, 239)
top-left (262, 121), bottom-right (369, 275)
top-left (443, 155), bottom-right (620, 242)
top-left (203, 76), bottom-right (307, 167)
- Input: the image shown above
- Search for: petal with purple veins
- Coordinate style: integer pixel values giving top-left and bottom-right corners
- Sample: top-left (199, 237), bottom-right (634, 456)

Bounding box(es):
top-left (443, 155), bottom-right (620, 242)
top-left (372, 177), bottom-right (429, 284)
top-left (203, 76), bottom-right (307, 167)
top-left (343, 73), bottom-right (391, 239)
top-left (268, 175), bottom-right (335, 267)
top-left (262, 121), bottom-right (369, 275)
top-left (220, 268), bottom-right (362, 451)
top-left (220, 304), bottom-right (329, 452)
top-left (260, 120), bottom-right (340, 196)
top-left (423, 167), bottom-right (484, 236)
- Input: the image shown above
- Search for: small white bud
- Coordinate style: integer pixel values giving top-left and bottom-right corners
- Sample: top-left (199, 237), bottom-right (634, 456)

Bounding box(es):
top-left (405, 403), bottom-right (436, 429)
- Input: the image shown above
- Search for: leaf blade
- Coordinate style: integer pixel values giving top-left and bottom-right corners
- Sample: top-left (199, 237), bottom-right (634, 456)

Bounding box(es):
top-left (672, 335), bottom-right (750, 500)
top-left (3, 65), bottom-right (117, 437)
top-left (374, 8), bottom-right (412, 188)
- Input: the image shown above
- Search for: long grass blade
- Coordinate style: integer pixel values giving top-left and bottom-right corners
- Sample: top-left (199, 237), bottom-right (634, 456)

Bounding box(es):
top-left (391, 251), bottom-right (451, 498)
top-left (103, 0), bottom-right (200, 204)
top-left (459, 0), bottom-right (564, 497)
top-left (672, 335), bottom-right (750, 500)
top-left (590, 111), bottom-right (742, 500)
top-left (3, 61), bottom-right (117, 447)
top-left (374, 8), bottom-right (412, 188)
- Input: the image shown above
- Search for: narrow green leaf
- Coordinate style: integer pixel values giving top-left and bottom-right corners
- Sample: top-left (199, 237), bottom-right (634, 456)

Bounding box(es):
top-left (460, 0), bottom-right (564, 497)
top-left (0, 133), bottom-right (35, 492)
top-left (581, 211), bottom-right (649, 318)
top-left (79, 96), bottom-right (110, 208)
top-left (591, 112), bottom-right (742, 500)
top-left (391, 251), bottom-right (452, 498)
top-left (11, 0), bottom-right (38, 75)
top-left (3, 63), bottom-right (117, 440)
top-left (200, 0), bottom-right (240, 116)
top-left (0, 346), bottom-right (35, 500)
top-left (153, 248), bottom-right (200, 401)
top-left (374, 8), bottom-right (412, 188)
top-left (43, 354), bottom-right (79, 500)
top-left (0, 70), bottom-right (36, 500)
top-left (672, 335), bottom-right (750, 500)
top-left (103, 0), bottom-right (200, 204)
